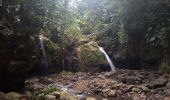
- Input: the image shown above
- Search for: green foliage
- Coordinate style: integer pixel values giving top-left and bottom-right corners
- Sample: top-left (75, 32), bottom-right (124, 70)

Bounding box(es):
top-left (31, 85), bottom-right (61, 100)
top-left (80, 41), bottom-right (103, 65)
top-left (43, 37), bottom-right (62, 71)
top-left (85, 50), bottom-right (102, 64)
top-left (63, 27), bottom-right (81, 48)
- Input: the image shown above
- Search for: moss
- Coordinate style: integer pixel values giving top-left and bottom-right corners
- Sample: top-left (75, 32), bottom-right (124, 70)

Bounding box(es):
top-left (31, 85), bottom-right (61, 100)
top-left (76, 41), bottom-right (107, 71)
top-left (42, 37), bottom-right (62, 71)
top-left (83, 49), bottom-right (103, 65)
top-left (60, 92), bottom-right (76, 100)
top-left (80, 41), bottom-right (103, 65)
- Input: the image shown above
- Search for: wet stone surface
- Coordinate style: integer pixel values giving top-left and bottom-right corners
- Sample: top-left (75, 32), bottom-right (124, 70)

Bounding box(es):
top-left (22, 69), bottom-right (170, 100)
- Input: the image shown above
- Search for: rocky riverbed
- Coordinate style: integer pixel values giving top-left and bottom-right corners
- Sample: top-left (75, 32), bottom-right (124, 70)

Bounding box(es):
top-left (1, 69), bottom-right (170, 100)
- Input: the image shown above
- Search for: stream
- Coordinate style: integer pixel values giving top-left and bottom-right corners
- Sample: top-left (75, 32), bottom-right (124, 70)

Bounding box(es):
top-left (25, 69), bottom-right (170, 100)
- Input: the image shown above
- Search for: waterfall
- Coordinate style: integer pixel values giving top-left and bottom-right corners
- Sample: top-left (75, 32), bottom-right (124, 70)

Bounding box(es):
top-left (39, 35), bottom-right (48, 69)
top-left (99, 47), bottom-right (116, 72)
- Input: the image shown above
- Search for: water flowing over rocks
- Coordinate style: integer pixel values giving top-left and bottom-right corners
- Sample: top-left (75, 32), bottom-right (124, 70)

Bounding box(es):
top-left (20, 69), bottom-right (170, 100)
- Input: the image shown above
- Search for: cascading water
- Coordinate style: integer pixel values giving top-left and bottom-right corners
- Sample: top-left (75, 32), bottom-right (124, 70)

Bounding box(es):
top-left (99, 47), bottom-right (116, 72)
top-left (39, 35), bottom-right (48, 69)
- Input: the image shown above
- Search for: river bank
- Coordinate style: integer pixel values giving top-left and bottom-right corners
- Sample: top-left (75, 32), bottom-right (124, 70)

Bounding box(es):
top-left (18, 69), bottom-right (170, 100)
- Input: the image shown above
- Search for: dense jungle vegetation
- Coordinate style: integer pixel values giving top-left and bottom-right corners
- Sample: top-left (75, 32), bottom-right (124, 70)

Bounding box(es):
top-left (0, 0), bottom-right (170, 100)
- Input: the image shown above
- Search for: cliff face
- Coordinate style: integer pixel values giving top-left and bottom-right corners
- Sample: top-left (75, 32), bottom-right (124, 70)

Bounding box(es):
top-left (0, 33), bottom-right (36, 92)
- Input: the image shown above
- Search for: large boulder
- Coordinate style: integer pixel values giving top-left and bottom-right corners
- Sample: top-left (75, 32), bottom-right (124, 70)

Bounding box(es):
top-left (76, 41), bottom-right (109, 72)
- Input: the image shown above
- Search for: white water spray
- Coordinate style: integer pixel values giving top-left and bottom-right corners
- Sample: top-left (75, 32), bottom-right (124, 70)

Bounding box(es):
top-left (39, 35), bottom-right (48, 68)
top-left (99, 47), bottom-right (116, 72)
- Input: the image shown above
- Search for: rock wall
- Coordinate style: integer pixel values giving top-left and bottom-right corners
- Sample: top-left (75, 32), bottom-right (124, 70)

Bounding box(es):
top-left (0, 33), bottom-right (36, 92)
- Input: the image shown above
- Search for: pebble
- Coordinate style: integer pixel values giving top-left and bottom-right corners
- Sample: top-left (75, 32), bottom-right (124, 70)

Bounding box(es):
top-left (107, 90), bottom-right (116, 97)
top-left (166, 82), bottom-right (170, 88)
top-left (141, 86), bottom-right (149, 92)
top-left (132, 87), bottom-right (141, 93)
top-left (86, 97), bottom-right (96, 100)
top-left (45, 95), bottom-right (56, 100)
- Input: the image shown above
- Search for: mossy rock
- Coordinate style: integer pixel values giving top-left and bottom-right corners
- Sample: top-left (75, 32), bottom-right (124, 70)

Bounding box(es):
top-left (76, 41), bottom-right (108, 72)
top-left (42, 36), bottom-right (62, 71)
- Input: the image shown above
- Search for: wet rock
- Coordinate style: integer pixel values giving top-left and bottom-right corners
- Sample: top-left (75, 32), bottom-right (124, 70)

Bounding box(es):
top-left (107, 90), bottom-right (116, 97)
top-left (45, 95), bottom-right (56, 100)
top-left (104, 72), bottom-right (115, 77)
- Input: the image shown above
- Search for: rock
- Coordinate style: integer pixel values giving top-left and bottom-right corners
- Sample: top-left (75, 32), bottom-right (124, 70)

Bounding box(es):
top-left (76, 91), bottom-right (83, 95)
top-left (102, 98), bottom-right (108, 100)
top-left (0, 92), bottom-right (9, 100)
top-left (107, 90), bottom-right (116, 97)
top-left (132, 87), bottom-right (141, 93)
top-left (51, 91), bottom-right (61, 98)
top-left (166, 82), bottom-right (170, 88)
top-left (148, 77), bottom-right (168, 89)
top-left (164, 97), bottom-right (170, 100)
top-left (104, 72), bottom-right (115, 77)
top-left (6, 92), bottom-right (22, 100)
top-left (102, 88), bottom-right (110, 93)
top-left (132, 94), bottom-right (143, 100)
top-left (102, 93), bottom-right (108, 98)
top-left (60, 92), bottom-right (76, 100)
top-left (45, 95), bottom-right (56, 100)
top-left (86, 97), bottom-right (96, 100)
top-left (76, 41), bottom-right (108, 72)
top-left (25, 91), bottom-right (32, 98)
top-left (0, 92), bottom-right (22, 100)
top-left (127, 85), bottom-right (135, 91)
top-left (94, 89), bottom-right (102, 94)
top-left (141, 86), bottom-right (149, 92)
top-left (30, 83), bottom-right (45, 91)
